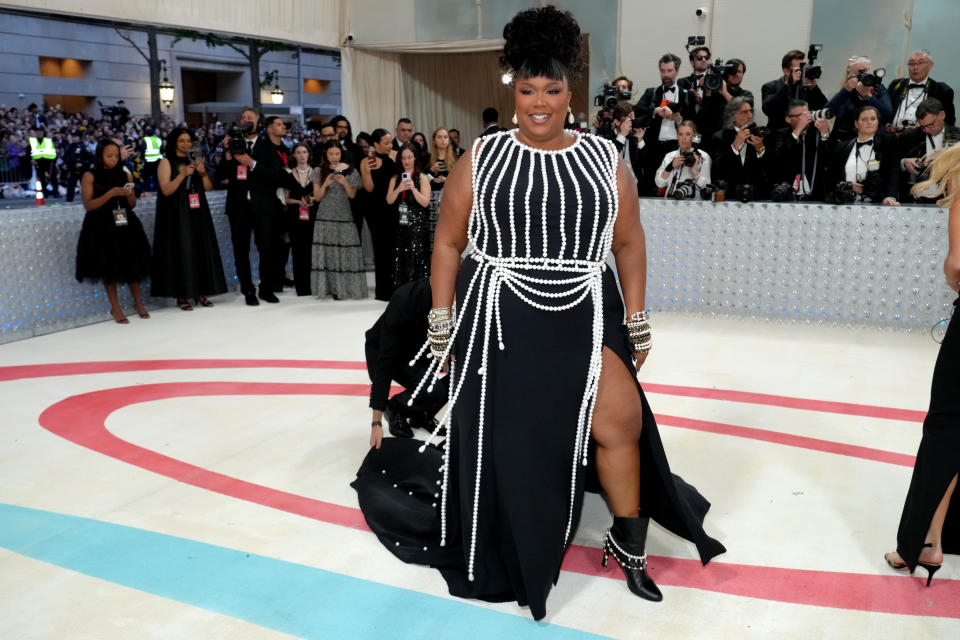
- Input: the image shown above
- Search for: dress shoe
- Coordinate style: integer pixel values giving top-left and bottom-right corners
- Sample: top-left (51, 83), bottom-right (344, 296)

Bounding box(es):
top-left (244, 292), bottom-right (259, 306)
top-left (283, 277), bottom-right (296, 287)
top-left (258, 290), bottom-right (279, 303)
top-left (384, 404), bottom-right (414, 438)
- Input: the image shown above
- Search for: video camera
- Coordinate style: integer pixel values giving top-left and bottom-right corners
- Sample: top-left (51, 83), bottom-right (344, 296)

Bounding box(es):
top-left (594, 84), bottom-right (632, 111)
top-left (227, 121), bottom-right (255, 156)
top-left (704, 59), bottom-right (740, 92)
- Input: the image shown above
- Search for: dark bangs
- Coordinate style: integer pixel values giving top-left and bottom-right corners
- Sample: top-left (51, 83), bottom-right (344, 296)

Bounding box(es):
top-left (515, 56), bottom-right (569, 83)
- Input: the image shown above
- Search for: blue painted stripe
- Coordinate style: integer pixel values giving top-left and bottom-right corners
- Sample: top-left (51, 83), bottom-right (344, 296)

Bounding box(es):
top-left (0, 503), bottom-right (613, 639)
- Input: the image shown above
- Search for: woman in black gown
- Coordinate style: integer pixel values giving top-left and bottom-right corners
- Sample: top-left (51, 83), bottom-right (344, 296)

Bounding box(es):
top-left (359, 129), bottom-right (398, 301)
top-left (283, 142), bottom-right (320, 296)
top-left (151, 127), bottom-right (227, 310)
top-left (75, 140), bottom-right (152, 323)
top-left (354, 6), bottom-right (724, 620)
top-left (386, 143), bottom-right (432, 290)
top-left (884, 144), bottom-right (960, 584)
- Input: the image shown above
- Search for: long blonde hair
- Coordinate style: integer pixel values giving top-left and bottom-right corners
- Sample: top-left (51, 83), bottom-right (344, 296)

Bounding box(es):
top-left (913, 144), bottom-right (960, 208)
top-left (429, 127), bottom-right (457, 171)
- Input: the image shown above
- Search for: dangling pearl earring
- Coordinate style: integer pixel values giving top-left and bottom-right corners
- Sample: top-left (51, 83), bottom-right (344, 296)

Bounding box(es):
top-left (567, 106), bottom-right (575, 125)
top-left (512, 112), bottom-right (518, 125)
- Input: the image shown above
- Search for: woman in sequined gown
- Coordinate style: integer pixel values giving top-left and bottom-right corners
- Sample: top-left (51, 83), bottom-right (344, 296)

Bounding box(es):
top-left (311, 141), bottom-right (367, 300)
top-left (883, 144), bottom-right (960, 584)
top-left (386, 144), bottom-right (432, 290)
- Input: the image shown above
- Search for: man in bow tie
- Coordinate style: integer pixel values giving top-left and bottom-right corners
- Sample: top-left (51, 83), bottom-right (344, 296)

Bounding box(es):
top-left (634, 53), bottom-right (697, 191)
top-left (888, 97), bottom-right (960, 204)
top-left (886, 50), bottom-right (955, 132)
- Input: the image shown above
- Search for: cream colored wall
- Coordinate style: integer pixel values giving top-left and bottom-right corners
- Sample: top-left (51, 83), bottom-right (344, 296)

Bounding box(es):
top-left (619, 0), bottom-right (815, 125)
top-left (0, 0), bottom-right (342, 48)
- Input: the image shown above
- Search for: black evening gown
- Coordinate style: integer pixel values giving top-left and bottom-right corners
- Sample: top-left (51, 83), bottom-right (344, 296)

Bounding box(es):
top-left (285, 171), bottom-right (317, 296)
top-left (353, 131), bottom-right (724, 621)
top-left (368, 154), bottom-right (398, 301)
top-left (895, 295), bottom-right (960, 570)
top-left (75, 169), bottom-right (151, 284)
top-left (150, 156), bottom-right (227, 299)
top-left (390, 174), bottom-right (431, 291)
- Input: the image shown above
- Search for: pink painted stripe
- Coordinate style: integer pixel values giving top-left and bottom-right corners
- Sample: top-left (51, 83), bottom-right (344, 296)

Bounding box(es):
top-left (0, 359), bottom-right (367, 382)
top-left (642, 382), bottom-right (926, 423)
top-left (36, 381), bottom-right (958, 619)
top-left (655, 414), bottom-right (917, 468)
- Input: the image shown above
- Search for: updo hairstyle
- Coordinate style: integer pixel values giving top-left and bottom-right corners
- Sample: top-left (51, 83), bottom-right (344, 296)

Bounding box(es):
top-left (500, 5), bottom-right (585, 84)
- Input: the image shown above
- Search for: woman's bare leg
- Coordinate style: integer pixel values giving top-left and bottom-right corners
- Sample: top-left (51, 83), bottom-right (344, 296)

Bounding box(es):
top-left (105, 283), bottom-right (126, 322)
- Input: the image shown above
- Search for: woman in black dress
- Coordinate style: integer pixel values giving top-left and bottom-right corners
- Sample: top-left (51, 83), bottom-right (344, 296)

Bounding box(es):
top-left (75, 140), bottom-right (152, 323)
top-left (884, 144), bottom-right (960, 584)
top-left (283, 142), bottom-right (320, 296)
top-left (354, 6), bottom-right (724, 620)
top-left (359, 129), bottom-right (398, 301)
top-left (386, 143), bottom-right (432, 291)
top-left (151, 127), bottom-right (227, 310)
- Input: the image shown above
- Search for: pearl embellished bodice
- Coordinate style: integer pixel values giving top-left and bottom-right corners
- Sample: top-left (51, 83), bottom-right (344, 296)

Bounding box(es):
top-left (411, 129), bottom-right (622, 582)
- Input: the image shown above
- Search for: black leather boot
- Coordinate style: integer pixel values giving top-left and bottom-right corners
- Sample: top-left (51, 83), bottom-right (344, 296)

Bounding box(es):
top-left (601, 516), bottom-right (663, 602)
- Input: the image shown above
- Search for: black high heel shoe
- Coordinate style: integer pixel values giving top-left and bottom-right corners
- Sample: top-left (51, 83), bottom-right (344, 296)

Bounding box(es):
top-left (884, 542), bottom-right (942, 587)
top-left (601, 516), bottom-right (663, 602)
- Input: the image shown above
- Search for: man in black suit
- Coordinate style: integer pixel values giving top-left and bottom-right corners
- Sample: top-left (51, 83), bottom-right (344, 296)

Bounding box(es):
top-left (330, 115), bottom-right (362, 166)
top-left (771, 99), bottom-right (832, 201)
top-left (366, 277), bottom-right (448, 443)
top-left (448, 128), bottom-right (465, 157)
top-left (392, 117), bottom-right (414, 151)
top-left (679, 45), bottom-right (712, 110)
top-left (480, 107), bottom-right (502, 137)
top-left (221, 114), bottom-right (299, 303)
top-left (888, 98), bottom-right (960, 204)
top-left (697, 58), bottom-right (753, 140)
top-left (216, 108), bottom-right (266, 305)
top-left (634, 53), bottom-right (697, 181)
top-left (761, 49), bottom-right (827, 124)
top-left (710, 97), bottom-right (768, 197)
top-left (887, 50), bottom-right (956, 130)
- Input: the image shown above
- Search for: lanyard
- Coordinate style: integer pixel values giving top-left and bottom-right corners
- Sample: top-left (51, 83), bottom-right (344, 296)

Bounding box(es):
top-left (277, 149), bottom-right (288, 168)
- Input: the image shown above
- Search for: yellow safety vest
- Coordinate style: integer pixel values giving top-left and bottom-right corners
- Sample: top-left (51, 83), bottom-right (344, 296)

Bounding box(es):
top-left (29, 137), bottom-right (56, 160)
top-left (144, 136), bottom-right (162, 162)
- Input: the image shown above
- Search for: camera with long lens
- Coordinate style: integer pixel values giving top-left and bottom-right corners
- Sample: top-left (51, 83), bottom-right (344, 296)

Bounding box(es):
top-left (769, 182), bottom-right (796, 202)
top-left (809, 107), bottom-right (834, 121)
top-left (672, 179), bottom-right (698, 200)
top-left (704, 59), bottom-right (739, 92)
top-left (593, 84), bottom-right (632, 111)
top-left (227, 121), bottom-right (255, 155)
top-left (856, 68), bottom-right (886, 88)
top-left (804, 44), bottom-right (823, 80)
top-left (827, 181), bottom-right (857, 204)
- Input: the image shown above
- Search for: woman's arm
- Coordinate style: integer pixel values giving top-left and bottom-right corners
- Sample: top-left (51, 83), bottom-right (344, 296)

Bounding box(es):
top-left (412, 174), bottom-right (431, 207)
top-left (80, 172), bottom-right (127, 212)
top-left (610, 157), bottom-right (649, 368)
top-left (694, 152), bottom-right (711, 188)
top-left (654, 151), bottom-right (675, 187)
top-left (157, 158), bottom-right (188, 197)
top-left (430, 145), bottom-right (474, 309)
top-left (196, 159), bottom-right (213, 192)
top-left (946, 194), bottom-right (960, 292)
top-left (386, 176), bottom-right (400, 204)
top-left (283, 188), bottom-right (300, 206)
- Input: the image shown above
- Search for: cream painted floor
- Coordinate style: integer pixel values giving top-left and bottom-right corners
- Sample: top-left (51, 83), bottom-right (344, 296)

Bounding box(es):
top-left (0, 282), bottom-right (957, 640)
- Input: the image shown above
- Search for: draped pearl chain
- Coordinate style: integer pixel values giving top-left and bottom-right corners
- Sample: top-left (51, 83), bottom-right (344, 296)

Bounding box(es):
top-left (410, 130), bottom-right (621, 581)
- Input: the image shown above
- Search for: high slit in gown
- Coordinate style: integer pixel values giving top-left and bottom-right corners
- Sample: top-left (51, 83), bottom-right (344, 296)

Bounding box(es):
top-left (353, 130), bottom-right (725, 620)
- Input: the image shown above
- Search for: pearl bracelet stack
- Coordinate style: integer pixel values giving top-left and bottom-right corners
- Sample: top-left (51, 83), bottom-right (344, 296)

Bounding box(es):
top-left (625, 310), bottom-right (652, 354)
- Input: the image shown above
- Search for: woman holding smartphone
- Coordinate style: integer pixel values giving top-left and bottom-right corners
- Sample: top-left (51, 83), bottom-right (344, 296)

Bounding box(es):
top-left (386, 143), bottom-right (432, 290)
top-left (151, 127), bottom-right (227, 311)
top-left (427, 127), bottom-right (457, 252)
top-left (75, 139), bottom-right (152, 323)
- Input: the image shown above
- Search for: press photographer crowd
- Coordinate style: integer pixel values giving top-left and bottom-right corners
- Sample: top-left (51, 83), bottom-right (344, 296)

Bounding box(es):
top-left (0, 41), bottom-right (956, 324)
top-left (593, 43), bottom-right (956, 205)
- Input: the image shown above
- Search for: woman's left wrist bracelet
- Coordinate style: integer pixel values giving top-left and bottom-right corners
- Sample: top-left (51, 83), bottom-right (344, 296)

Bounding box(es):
top-left (371, 420), bottom-right (382, 427)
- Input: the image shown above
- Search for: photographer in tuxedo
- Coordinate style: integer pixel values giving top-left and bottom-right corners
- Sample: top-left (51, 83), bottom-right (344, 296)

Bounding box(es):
top-left (216, 107), bottom-right (268, 306)
top-left (220, 114), bottom-right (299, 303)
top-left (610, 101), bottom-right (652, 195)
top-left (762, 49), bottom-right (827, 124)
top-left (887, 50), bottom-right (955, 131)
top-left (825, 105), bottom-right (897, 204)
top-left (771, 99), bottom-right (832, 201)
top-left (698, 58), bottom-right (753, 140)
top-left (635, 53), bottom-right (697, 184)
top-left (888, 98), bottom-right (960, 205)
top-left (680, 45), bottom-right (712, 110)
top-left (710, 97), bottom-right (768, 198)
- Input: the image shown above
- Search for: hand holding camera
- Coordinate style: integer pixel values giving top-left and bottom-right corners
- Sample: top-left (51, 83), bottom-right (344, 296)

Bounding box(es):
top-left (734, 127), bottom-right (752, 149)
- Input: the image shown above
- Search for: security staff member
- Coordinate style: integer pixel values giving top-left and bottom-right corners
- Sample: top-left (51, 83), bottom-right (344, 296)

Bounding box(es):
top-left (29, 127), bottom-right (57, 196)
top-left (141, 128), bottom-right (163, 192)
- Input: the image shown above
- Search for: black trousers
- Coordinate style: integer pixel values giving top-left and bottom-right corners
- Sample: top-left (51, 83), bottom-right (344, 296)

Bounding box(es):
top-left (64, 169), bottom-right (81, 202)
top-left (35, 159), bottom-right (57, 195)
top-left (287, 205), bottom-right (315, 296)
top-left (226, 199), bottom-right (276, 295)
